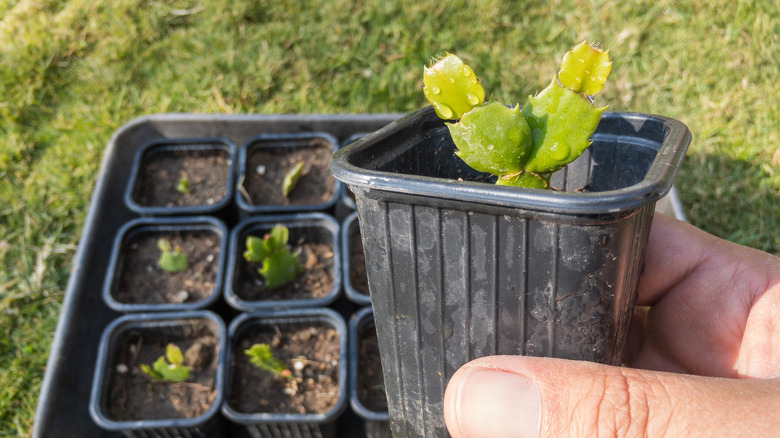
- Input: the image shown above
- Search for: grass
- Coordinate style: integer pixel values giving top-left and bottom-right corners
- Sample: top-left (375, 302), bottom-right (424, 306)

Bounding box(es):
top-left (0, 0), bottom-right (777, 435)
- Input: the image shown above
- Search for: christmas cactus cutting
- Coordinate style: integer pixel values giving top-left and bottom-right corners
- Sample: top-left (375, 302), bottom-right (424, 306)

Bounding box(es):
top-left (423, 41), bottom-right (612, 189)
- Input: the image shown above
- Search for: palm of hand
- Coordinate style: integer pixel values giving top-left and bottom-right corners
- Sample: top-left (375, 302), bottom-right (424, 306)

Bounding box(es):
top-left (626, 214), bottom-right (780, 379)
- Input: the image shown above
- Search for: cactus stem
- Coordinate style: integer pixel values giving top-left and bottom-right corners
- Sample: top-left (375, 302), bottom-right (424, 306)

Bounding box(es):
top-left (498, 170), bottom-right (549, 188)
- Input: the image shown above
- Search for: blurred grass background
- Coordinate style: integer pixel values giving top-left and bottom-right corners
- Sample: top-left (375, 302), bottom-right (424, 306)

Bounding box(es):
top-left (0, 0), bottom-right (777, 435)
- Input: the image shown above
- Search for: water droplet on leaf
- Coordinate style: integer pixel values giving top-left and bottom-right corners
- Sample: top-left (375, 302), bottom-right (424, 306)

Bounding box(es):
top-left (549, 142), bottom-right (570, 161)
top-left (434, 102), bottom-right (454, 119)
top-left (466, 93), bottom-right (481, 105)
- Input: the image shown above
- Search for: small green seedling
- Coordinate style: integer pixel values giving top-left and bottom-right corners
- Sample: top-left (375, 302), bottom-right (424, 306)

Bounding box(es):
top-left (423, 41), bottom-right (612, 189)
top-left (282, 161), bottom-right (304, 198)
top-left (140, 343), bottom-right (192, 382)
top-left (176, 175), bottom-right (191, 194)
top-left (245, 343), bottom-right (293, 379)
top-left (157, 239), bottom-right (188, 273)
top-left (243, 224), bottom-right (303, 290)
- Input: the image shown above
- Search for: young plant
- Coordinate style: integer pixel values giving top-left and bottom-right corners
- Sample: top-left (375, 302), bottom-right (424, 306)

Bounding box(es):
top-left (243, 224), bottom-right (303, 290)
top-left (282, 161), bottom-right (304, 198)
top-left (423, 41), bottom-right (612, 189)
top-left (140, 343), bottom-right (192, 382)
top-left (176, 175), bottom-right (191, 194)
top-left (157, 238), bottom-right (188, 273)
top-left (244, 343), bottom-right (293, 379)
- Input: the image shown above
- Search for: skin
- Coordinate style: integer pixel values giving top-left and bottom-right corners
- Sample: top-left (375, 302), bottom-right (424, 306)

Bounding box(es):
top-left (444, 213), bottom-right (780, 438)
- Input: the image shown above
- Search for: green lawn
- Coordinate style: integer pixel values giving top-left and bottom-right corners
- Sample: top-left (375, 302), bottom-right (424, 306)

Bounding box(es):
top-left (1, 0), bottom-right (778, 435)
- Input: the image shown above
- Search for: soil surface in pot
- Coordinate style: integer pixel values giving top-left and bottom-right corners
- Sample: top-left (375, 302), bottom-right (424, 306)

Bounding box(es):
top-left (230, 323), bottom-right (340, 414)
top-left (357, 325), bottom-right (387, 412)
top-left (242, 138), bottom-right (336, 207)
top-left (135, 148), bottom-right (231, 207)
top-left (235, 239), bottom-right (335, 302)
top-left (114, 229), bottom-right (220, 305)
top-left (349, 224), bottom-right (368, 296)
top-left (105, 319), bottom-right (219, 421)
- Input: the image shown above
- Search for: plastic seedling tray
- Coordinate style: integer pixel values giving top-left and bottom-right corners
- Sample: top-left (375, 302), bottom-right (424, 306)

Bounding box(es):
top-left (32, 114), bottom-right (400, 438)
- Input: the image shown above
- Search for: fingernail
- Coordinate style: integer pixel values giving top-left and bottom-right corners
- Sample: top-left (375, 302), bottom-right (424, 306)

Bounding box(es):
top-left (451, 368), bottom-right (541, 438)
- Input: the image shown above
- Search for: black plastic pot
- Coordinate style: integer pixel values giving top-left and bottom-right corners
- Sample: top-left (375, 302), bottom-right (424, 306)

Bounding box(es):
top-left (102, 216), bottom-right (228, 313)
top-left (89, 311), bottom-right (227, 437)
top-left (224, 213), bottom-right (341, 312)
top-left (222, 308), bottom-right (348, 438)
top-left (125, 138), bottom-right (237, 217)
top-left (349, 307), bottom-right (391, 438)
top-left (342, 212), bottom-right (370, 306)
top-left (236, 133), bottom-right (342, 216)
top-left (330, 106), bottom-right (691, 438)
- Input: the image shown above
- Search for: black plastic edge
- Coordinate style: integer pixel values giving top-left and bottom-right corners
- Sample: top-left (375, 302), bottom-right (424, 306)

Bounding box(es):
top-left (348, 307), bottom-right (389, 421)
top-left (342, 212), bottom-right (371, 306)
top-left (330, 106), bottom-right (692, 215)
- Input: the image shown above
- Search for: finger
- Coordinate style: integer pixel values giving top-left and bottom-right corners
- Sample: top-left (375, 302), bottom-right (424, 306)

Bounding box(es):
top-left (444, 355), bottom-right (780, 438)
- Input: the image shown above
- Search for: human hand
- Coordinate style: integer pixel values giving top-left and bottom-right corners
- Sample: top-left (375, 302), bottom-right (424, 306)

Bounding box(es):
top-left (443, 213), bottom-right (780, 438)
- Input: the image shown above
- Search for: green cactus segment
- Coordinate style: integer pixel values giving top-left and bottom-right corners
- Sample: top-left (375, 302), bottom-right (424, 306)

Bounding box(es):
top-left (259, 250), bottom-right (304, 290)
top-left (521, 79), bottom-right (607, 174)
top-left (140, 343), bottom-right (192, 382)
top-left (157, 239), bottom-right (188, 273)
top-left (282, 161), bottom-right (304, 198)
top-left (423, 54), bottom-right (485, 120)
top-left (244, 225), bottom-right (303, 290)
top-left (245, 343), bottom-right (291, 378)
top-left (447, 102), bottom-right (532, 175)
top-left (557, 41), bottom-right (612, 96)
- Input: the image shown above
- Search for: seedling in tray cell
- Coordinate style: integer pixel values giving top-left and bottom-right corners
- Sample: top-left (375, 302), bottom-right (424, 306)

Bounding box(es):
top-left (245, 343), bottom-right (293, 380)
top-left (157, 238), bottom-right (189, 273)
top-left (423, 40), bottom-right (612, 189)
top-left (282, 161), bottom-right (304, 198)
top-left (176, 174), bottom-right (192, 194)
top-left (243, 224), bottom-right (304, 290)
top-left (140, 343), bottom-right (192, 382)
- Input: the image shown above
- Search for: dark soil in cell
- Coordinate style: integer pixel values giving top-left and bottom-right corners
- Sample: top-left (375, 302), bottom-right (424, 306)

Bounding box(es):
top-left (349, 224), bottom-right (369, 296)
top-left (113, 229), bottom-right (220, 305)
top-left (229, 323), bottom-right (341, 414)
top-left (135, 148), bottom-right (231, 207)
top-left (105, 320), bottom-right (219, 421)
top-left (243, 139), bottom-right (336, 206)
top-left (357, 325), bottom-right (387, 412)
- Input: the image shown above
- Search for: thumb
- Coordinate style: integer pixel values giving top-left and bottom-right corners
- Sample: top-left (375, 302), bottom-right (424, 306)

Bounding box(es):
top-left (443, 356), bottom-right (780, 438)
